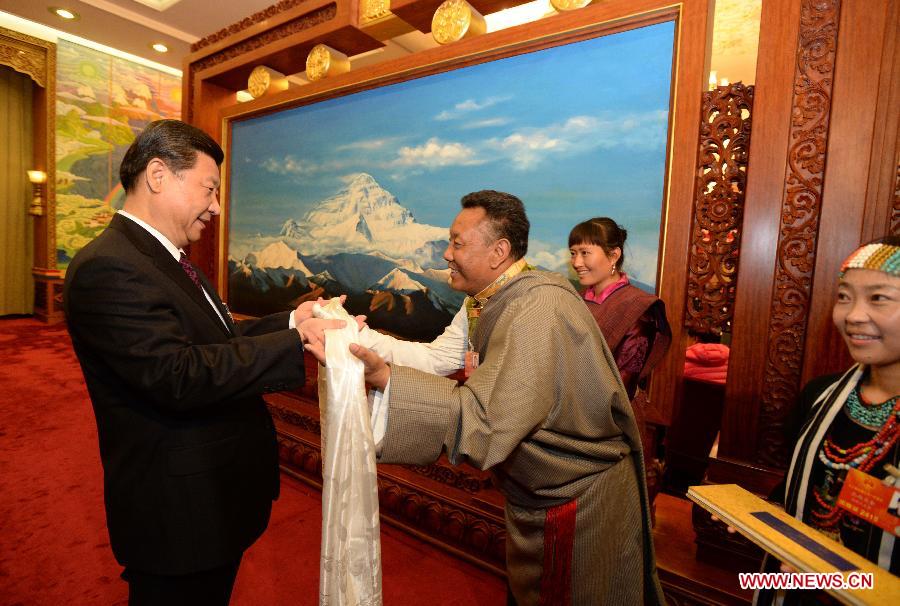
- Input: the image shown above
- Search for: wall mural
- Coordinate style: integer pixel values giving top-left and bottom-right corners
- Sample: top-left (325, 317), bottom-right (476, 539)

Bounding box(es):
top-left (55, 39), bottom-right (181, 269)
top-left (228, 22), bottom-right (675, 341)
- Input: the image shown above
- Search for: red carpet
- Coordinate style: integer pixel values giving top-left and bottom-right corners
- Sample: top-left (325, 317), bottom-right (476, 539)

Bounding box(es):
top-left (0, 317), bottom-right (505, 605)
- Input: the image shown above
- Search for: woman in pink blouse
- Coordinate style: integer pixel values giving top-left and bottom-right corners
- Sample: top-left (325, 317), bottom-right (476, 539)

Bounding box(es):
top-left (569, 217), bottom-right (671, 400)
top-left (569, 217), bottom-right (671, 498)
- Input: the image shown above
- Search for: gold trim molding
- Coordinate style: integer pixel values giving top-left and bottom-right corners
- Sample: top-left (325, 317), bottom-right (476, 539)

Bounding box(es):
top-left (432, 0), bottom-right (487, 45)
top-left (550, 0), bottom-right (594, 11)
top-left (360, 0), bottom-right (392, 23)
top-left (306, 43), bottom-right (351, 81)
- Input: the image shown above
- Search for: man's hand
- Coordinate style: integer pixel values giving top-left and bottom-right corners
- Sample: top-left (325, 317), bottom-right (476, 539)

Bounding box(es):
top-left (349, 343), bottom-right (391, 391)
top-left (292, 295), bottom-right (348, 325)
top-left (297, 318), bottom-right (345, 364)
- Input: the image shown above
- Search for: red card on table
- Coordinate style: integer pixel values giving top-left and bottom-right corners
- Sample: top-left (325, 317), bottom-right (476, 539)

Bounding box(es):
top-left (836, 468), bottom-right (900, 537)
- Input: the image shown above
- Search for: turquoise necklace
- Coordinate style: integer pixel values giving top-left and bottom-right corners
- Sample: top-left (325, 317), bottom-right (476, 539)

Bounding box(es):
top-left (845, 385), bottom-right (899, 428)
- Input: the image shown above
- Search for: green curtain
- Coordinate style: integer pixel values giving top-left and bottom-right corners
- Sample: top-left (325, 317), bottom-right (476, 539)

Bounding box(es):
top-left (0, 65), bottom-right (34, 315)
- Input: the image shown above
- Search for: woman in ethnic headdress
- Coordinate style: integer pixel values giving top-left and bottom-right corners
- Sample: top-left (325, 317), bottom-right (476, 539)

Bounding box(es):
top-left (568, 218), bottom-right (672, 489)
top-left (756, 235), bottom-right (900, 605)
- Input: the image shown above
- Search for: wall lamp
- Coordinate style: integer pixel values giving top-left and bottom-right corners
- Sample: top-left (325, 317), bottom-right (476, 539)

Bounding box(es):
top-left (27, 170), bottom-right (48, 216)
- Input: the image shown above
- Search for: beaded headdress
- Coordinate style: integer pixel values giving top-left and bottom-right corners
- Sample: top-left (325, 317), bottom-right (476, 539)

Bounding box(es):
top-left (839, 242), bottom-right (900, 278)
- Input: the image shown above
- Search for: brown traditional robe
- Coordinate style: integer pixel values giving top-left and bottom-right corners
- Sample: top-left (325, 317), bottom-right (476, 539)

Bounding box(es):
top-left (584, 283), bottom-right (671, 398)
top-left (585, 285), bottom-right (672, 486)
top-left (378, 270), bottom-right (663, 605)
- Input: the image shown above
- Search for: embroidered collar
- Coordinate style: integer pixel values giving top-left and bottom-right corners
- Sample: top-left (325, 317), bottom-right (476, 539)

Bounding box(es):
top-left (464, 258), bottom-right (533, 343)
top-left (584, 273), bottom-right (630, 305)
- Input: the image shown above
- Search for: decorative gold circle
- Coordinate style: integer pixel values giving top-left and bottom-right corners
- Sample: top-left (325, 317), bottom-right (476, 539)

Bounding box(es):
top-left (306, 44), bottom-right (331, 82)
top-left (247, 66), bottom-right (271, 99)
top-left (432, 0), bottom-right (473, 45)
top-left (549, 0), bottom-right (593, 11)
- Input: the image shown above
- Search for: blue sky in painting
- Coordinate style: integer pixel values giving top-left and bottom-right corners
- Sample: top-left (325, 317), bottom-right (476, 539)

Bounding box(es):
top-left (229, 21), bottom-right (674, 283)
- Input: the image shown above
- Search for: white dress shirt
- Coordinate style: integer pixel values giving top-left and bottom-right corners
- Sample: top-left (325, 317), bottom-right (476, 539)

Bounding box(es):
top-left (118, 210), bottom-right (231, 329)
top-left (358, 305), bottom-right (467, 443)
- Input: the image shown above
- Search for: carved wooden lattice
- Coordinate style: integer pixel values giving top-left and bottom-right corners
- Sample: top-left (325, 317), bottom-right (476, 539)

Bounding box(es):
top-left (758, 0), bottom-right (841, 468)
top-left (685, 83), bottom-right (754, 336)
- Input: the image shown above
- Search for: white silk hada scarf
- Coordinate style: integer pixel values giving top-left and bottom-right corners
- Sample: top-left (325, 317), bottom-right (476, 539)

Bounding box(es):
top-left (314, 299), bottom-right (382, 606)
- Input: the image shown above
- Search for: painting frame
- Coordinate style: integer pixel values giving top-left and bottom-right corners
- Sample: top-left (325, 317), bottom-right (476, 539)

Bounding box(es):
top-left (218, 0), bottom-right (709, 424)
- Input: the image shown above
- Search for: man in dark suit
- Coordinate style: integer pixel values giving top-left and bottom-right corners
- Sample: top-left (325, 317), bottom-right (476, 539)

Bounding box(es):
top-left (64, 119), bottom-right (338, 605)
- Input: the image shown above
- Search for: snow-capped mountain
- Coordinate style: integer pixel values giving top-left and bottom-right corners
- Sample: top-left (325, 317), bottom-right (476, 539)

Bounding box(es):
top-left (370, 268), bottom-right (427, 294)
top-left (245, 240), bottom-right (312, 274)
top-left (276, 173), bottom-right (448, 268)
top-left (229, 175), bottom-right (465, 340)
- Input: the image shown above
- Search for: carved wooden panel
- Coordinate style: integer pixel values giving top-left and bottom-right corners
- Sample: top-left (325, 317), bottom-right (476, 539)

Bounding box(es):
top-left (757, 0), bottom-right (841, 468)
top-left (0, 28), bottom-right (47, 87)
top-left (892, 159), bottom-right (900, 234)
top-left (191, 0), bottom-right (313, 52)
top-left (190, 4), bottom-right (337, 74)
top-left (685, 83), bottom-right (754, 336)
top-left (691, 504), bottom-right (763, 572)
top-left (268, 395), bottom-right (507, 572)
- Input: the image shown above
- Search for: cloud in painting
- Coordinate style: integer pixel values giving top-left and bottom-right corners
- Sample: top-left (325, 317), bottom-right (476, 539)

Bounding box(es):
top-left (461, 117), bottom-right (511, 130)
top-left (434, 95), bottom-right (511, 121)
top-left (527, 241), bottom-right (570, 274)
top-left (392, 137), bottom-right (485, 169)
top-left (487, 111), bottom-right (668, 170)
top-left (336, 137), bottom-right (399, 152)
top-left (261, 155), bottom-right (319, 176)
top-left (261, 155), bottom-right (357, 177)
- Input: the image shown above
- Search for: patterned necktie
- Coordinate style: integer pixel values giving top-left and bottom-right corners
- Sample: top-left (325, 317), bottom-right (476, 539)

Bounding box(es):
top-left (179, 252), bottom-right (204, 293)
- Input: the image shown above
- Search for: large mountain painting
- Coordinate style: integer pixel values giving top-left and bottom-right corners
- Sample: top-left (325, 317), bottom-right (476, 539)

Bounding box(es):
top-left (229, 174), bottom-right (464, 340)
top-left (227, 22), bottom-right (676, 340)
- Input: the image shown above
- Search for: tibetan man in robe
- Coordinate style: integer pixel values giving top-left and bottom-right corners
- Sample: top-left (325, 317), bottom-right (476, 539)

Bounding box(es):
top-left (311, 190), bottom-right (664, 605)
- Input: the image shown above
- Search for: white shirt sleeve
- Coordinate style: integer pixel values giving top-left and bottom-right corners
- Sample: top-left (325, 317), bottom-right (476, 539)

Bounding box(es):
top-left (369, 381), bottom-right (390, 451)
top-left (357, 305), bottom-right (467, 376)
top-left (363, 305), bottom-right (467, 450)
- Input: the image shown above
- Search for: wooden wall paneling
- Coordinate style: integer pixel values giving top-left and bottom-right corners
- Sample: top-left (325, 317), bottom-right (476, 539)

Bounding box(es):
top-left (802, 0), bottom-right (900, 386)
top-left (752, 0), bottom-right (842, 470)
top-left (701, 0), bottom-right (900, 572)
top-left (861, 0), bottom-right (900, 241)
top-left (644, 0), bottom-right (710, 428)
top-left (714, 0), bottom-right (807, 481)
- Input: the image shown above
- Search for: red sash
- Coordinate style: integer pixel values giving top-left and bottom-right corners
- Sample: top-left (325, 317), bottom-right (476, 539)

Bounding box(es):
top-left (538, 499), bottom-right (577, 606)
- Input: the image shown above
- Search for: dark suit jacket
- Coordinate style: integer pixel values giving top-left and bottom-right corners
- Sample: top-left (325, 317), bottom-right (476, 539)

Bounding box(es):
top-left (64, 213), bottom-right (305, 575)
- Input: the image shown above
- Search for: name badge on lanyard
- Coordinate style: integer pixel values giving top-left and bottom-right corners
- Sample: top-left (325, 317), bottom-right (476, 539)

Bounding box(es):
top-left (836, 468), bottom-right (900, 537)
top-left (464, 350), bottom-right (479, 378)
